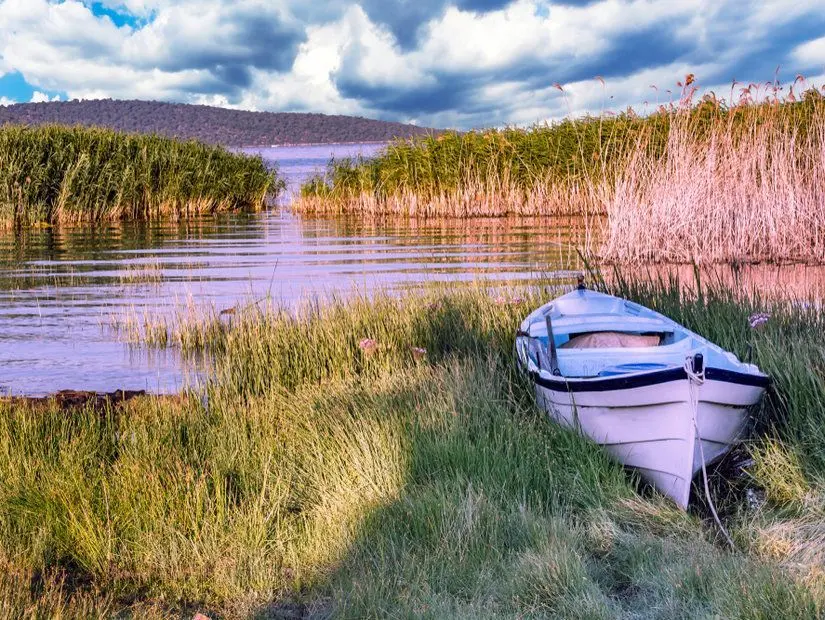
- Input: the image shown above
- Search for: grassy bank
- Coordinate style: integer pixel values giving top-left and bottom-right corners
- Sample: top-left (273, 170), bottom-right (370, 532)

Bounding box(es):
top-left (297, 82), bottom-right (825, 264)
top-left (2, 277), bottom-right (825, 617)
top-left (0, 125), bottom-right (281, 226)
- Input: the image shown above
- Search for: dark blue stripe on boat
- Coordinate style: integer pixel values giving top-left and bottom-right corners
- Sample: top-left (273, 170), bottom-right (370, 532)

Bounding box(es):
top-left (532, 367), bottom-right (685, 392)
top-left (705, 367), bottom-right (771, 388)
top-left (532, 367), bottom-right (769, 393)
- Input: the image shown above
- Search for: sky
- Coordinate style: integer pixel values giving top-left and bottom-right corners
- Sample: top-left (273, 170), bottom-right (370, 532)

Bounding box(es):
top-left (0, 0), bottom-right (824, 129)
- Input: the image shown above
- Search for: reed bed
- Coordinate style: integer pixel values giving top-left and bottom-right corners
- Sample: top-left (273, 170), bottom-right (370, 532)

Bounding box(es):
top-left (297, 113), bottom-right (647, 217)
top-left (0, 124), bottom-right (282, 226)
top-left (600, 98), bottom-right (825, 264)
top-left (298, 80), bottom-right (825, 264)
top-left (3, 275), bottom-right (824, 616)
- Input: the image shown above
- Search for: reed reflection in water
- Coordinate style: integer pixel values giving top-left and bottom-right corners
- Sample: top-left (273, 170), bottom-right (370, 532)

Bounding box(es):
top-left (0, 213), bottom-right (586, 396)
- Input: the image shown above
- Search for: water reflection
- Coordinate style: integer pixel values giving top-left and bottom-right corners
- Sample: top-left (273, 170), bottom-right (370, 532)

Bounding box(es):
top-left (0, 212), bottom-right (588, 396)
top-left (628, 263), bottom-right (825, 301)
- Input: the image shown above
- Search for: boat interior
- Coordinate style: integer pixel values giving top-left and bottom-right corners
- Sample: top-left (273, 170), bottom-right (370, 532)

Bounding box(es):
top-left (521, 296), bottom-right (747, 380)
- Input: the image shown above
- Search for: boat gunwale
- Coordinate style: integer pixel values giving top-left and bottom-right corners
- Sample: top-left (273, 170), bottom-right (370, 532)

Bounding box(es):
top-left (530, 366), bottom-right (771, 393)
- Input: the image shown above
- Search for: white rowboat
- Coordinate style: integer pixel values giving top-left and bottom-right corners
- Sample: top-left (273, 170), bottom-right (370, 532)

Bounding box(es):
top-left (515, 286), bottom-right (769, 508)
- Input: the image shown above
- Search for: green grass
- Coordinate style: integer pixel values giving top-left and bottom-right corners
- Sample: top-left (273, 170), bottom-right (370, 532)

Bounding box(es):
top-left (2, 277), bottom-right (825, 617)
top-left (299, 115), bottom-right (651, 203)
top-left (0, 124), bottom-right (282, 226)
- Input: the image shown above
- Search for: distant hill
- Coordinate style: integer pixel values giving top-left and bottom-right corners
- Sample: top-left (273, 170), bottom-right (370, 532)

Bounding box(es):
top-left (0, 99), bottom-right (439, 147)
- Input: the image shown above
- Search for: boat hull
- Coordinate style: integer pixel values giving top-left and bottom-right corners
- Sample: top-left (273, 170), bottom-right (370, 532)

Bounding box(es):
top-left (531, 368), bottom-right (766, 508)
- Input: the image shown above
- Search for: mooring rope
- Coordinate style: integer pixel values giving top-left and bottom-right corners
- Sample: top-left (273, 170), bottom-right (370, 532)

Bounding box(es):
top-left (685, 355), bottom-right (736, 550)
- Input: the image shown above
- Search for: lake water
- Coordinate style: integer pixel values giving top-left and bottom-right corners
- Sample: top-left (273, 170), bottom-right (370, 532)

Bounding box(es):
top-left (0, 143), bottom-right (588, 396)
top-left (246, 143), bottom-right (386, 201)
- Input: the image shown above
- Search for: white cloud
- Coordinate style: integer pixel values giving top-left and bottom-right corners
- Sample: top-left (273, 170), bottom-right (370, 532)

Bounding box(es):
top-left (420, 0), bottom-right (694, 74)
top-left (30, 91), bottom-right (61, 103)
top-left (225, 11), bottom-right (370, 115)
top-left (793, 36), bottom-right (825, 70)
top-left (335, 6), bottom-right (430, 89)
top-left (0, 0), bottom-right (823, 128)
top-left (0, 0), bottom-right (125, 93)
top-left (0, 96), bottom-right (15, 106)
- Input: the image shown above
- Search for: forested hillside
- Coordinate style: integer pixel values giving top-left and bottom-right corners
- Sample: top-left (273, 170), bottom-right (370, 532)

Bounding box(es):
top-left (0, 99), bottom-right (437, 146)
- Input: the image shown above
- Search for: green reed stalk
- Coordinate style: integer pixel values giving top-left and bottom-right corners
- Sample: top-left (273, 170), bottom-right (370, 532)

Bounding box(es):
top-left (0, 124), bottom-right (283, 226)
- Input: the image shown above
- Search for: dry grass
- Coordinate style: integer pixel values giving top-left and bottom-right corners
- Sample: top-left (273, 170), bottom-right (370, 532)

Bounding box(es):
top-left (296, 176), bottom-right (603, 218)
top-left (108, 302), bottom-right (226, 352)
top-left (118, 261), bottom-right (164, 286)
top-left (599, 104), bottom-right (825, 263)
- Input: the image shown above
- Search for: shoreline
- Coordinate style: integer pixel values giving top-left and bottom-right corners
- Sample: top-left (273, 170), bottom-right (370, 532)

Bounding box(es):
top-left (237, 139), bottom-right (391, 149)
top-left (0, 389), bottom-right (164, 411)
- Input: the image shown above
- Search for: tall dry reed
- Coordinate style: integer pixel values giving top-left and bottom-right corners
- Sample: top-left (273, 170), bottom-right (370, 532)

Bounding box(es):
top-left (599, 95), bottom-right (825, 263)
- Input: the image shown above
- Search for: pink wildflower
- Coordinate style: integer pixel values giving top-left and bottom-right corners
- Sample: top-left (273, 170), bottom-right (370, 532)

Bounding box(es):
top-left (494, 296), bottom-right (524, 306)
top-left (748, 312), bottom-right (771, 329)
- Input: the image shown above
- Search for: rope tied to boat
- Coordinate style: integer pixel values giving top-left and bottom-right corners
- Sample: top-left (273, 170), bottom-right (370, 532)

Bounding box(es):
top-left (684, 354), bottom-right (705, 385)
top-left (685, 354), bottom-right (736, 550)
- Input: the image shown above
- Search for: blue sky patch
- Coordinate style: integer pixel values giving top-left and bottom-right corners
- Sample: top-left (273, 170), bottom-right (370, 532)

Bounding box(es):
top-left (90, 2), bottom-right (142, 28)
top-left (0, 72), bottom-right (35, 103)
top-left (0, 72), bottom-right (65, 104)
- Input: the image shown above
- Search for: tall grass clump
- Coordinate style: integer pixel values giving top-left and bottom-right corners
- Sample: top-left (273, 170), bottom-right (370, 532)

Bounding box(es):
top-left (2, 276), bottom-right (825, 616)
top-left (297, 112), bottom-right (653, 217)
top-left (601, 85), bottom-right (825, 263)
top-left (0, 124), bottom-right (282, 226)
